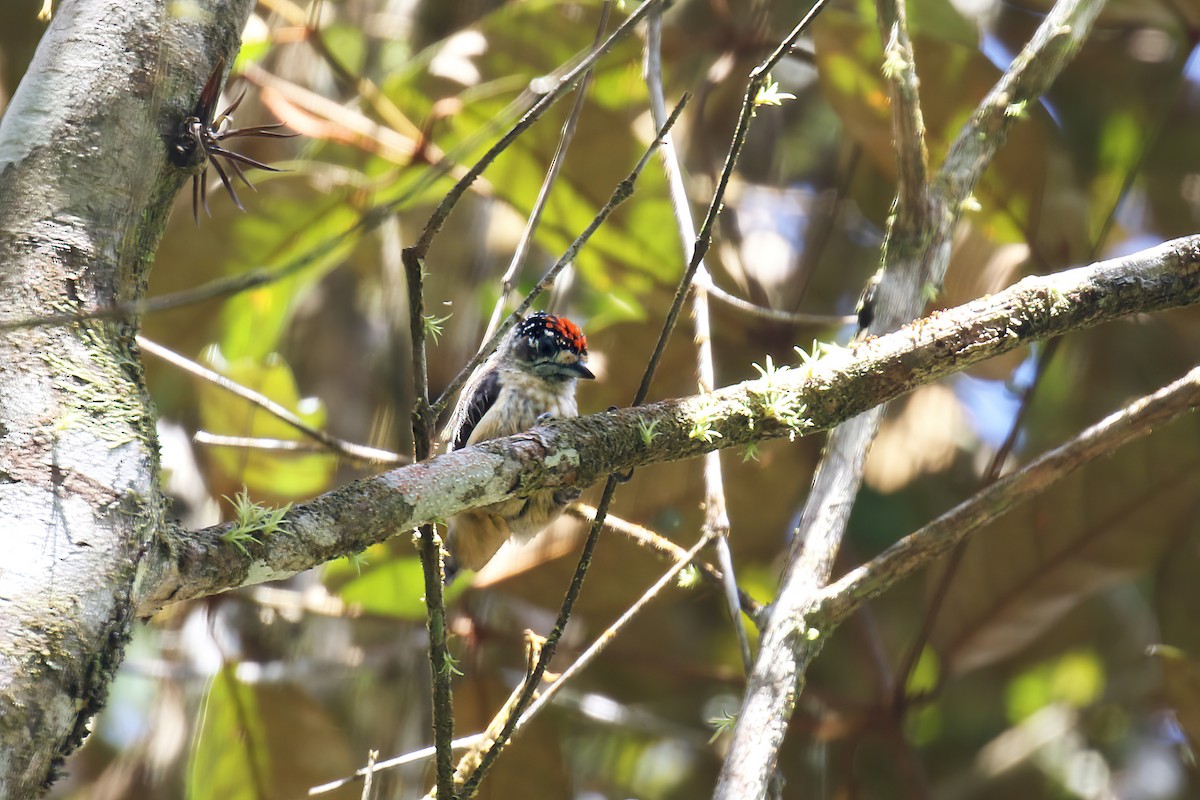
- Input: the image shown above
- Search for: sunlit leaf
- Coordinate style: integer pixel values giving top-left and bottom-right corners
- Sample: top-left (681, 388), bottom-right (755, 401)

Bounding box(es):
top-left (187, 667), bottom-right (270, 800)
top-left (219, 194), bottom-right (360, 361)
top-left (337, 555), bottom-right (468, 618)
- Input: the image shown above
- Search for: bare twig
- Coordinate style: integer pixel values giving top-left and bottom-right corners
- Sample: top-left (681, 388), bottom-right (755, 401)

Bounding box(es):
top-left (480, 1), bottom-right (614, 343)
top-left (359, 749), bottom-right (378, 800)
top-left (193, 431), bottom-right (394, 457)
top-left (513, 530), bottom-right (718, 727)
top-left (403, 244), bottom-right (454, 796)
top-left (701, 276), bottom-right (855, 326)
top-left (875, 0), bottom-right (929, 224)
top-left (644, 10), bottom-right (752, 671)
top-left (568, 504), bottom-right (764, 620)
top-left (137, 336), bottom-right (404, 464)
top-left (817, 364), bottom-right (1200, 623)
top-left (307, 735), bottom-right (487, 796)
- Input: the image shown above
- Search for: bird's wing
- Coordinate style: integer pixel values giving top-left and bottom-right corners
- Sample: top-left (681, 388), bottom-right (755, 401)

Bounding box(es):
top-left (449, 368), bottom-right (502, 451)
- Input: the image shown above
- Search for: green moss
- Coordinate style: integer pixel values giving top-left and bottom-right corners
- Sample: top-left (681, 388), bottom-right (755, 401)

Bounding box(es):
top-left (42, 321), bottom-right (155, 449)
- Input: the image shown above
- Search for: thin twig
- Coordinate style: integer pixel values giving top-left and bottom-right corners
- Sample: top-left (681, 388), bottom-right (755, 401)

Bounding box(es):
top-left (137, 336), bottom-right (404, 464)
top-left (875, 0), bottom-right (929, 225)
top-left (359, 749), bottom-right (378, 800)
top-left (644, 10), bottom-right (752, 672)
top-left (513, 530), bottom-right (718, 727)
top-left (701, 276), bottom-right (855, 326)
top-left (456, 6), bottom-right (832, 796)
top-left (307, 735), bottom-right (487, 796)
top-left (404, 247), bottom-right (455, 797)
top-left (429, 95), bottom-right (691, 421)
top-left (568, 504), bottom-right (763, 620)
top-left (194, 431), bottom-right (395, 457)
top-left (480, 1), bottom-right (613, 343)
top-left (296, 0), bottom-right (423, 141)
top-left (634, 4), bottom-right (828, 406)
top-left (0, 261), bottom-right (320, 333)
top-left (409, 0), bottom-right (669, 258)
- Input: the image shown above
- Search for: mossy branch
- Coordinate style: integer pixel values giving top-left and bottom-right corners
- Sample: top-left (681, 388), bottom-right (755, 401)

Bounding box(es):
top-left (135, 234), bottom-right (1200, 616)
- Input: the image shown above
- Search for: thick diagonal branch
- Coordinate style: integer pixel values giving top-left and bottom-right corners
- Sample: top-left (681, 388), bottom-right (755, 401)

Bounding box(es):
top-left (134, 235), bottom-right (1200, 617)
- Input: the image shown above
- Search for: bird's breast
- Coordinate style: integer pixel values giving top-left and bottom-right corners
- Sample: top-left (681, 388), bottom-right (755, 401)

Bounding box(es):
top-left (465, 372), bottom-right (578, 446)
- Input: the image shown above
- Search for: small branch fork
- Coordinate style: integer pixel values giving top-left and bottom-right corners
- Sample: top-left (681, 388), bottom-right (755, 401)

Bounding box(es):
top-left (813, 363), bottom-right (1200, 626)
top-left (715, 0), bottom-right (1109, 796)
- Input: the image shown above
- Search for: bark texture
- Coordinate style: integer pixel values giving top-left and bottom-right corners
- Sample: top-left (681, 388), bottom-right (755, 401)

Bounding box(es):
top-left (0, 1), bottom-right (251, 795)
top-left (135, 236), bottom-right (1200, 616)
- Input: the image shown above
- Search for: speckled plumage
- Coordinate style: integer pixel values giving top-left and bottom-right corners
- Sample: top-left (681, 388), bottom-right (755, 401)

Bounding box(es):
top-left (444, 313), bottom-right (592, 574)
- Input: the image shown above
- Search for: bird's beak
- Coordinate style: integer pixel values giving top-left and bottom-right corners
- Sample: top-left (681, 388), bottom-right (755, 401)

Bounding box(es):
top-left (568, 361), bottom-right (595, 380)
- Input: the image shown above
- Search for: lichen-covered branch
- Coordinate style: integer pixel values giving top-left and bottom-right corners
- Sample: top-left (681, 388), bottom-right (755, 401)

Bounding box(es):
top-left (135, 234), bottom-right (1200, 617)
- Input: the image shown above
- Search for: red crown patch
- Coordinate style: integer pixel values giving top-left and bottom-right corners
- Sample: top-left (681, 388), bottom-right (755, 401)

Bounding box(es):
top-left (519, 312), bottom-right (588, 353)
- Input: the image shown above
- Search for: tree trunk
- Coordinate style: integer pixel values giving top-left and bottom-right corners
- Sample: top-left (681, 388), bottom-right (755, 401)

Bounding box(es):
top-left (0, 1), bottom-right (250, 795)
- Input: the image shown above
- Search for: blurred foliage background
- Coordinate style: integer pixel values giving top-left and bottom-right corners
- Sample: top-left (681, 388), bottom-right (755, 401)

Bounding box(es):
top-left (3, 0), bottom-right (1200, 796)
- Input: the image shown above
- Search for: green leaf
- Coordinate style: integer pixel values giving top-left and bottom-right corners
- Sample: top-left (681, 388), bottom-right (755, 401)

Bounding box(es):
top-left (337, 555), bottom-right (468, 618)
top-left (218, 194), bottom-right (359, 361)
top-left (187, 667), bottom-right (270, 800)
top-left (187, 666), bottom-right (358, 800)
top-left (1005, 650), bottom-right (1105, 723)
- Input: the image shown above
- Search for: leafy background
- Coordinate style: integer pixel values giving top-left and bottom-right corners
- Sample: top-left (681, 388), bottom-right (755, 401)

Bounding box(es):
top-left (2, 0), bottom-right (1200, 796)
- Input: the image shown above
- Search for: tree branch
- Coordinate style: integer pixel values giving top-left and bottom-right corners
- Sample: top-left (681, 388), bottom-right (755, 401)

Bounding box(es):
top-left (816, 363), bottom-right (1200, 626)
top-left (138, 336), bottom-right (404, 464)
top-left (134, 234), bottom-right (1200, 617)
top-left (714, 0), bottom-right (1108, 794)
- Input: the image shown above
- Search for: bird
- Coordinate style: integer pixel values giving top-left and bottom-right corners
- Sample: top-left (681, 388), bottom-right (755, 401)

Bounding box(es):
top-left (442, 312), bottom-right (594, 578)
